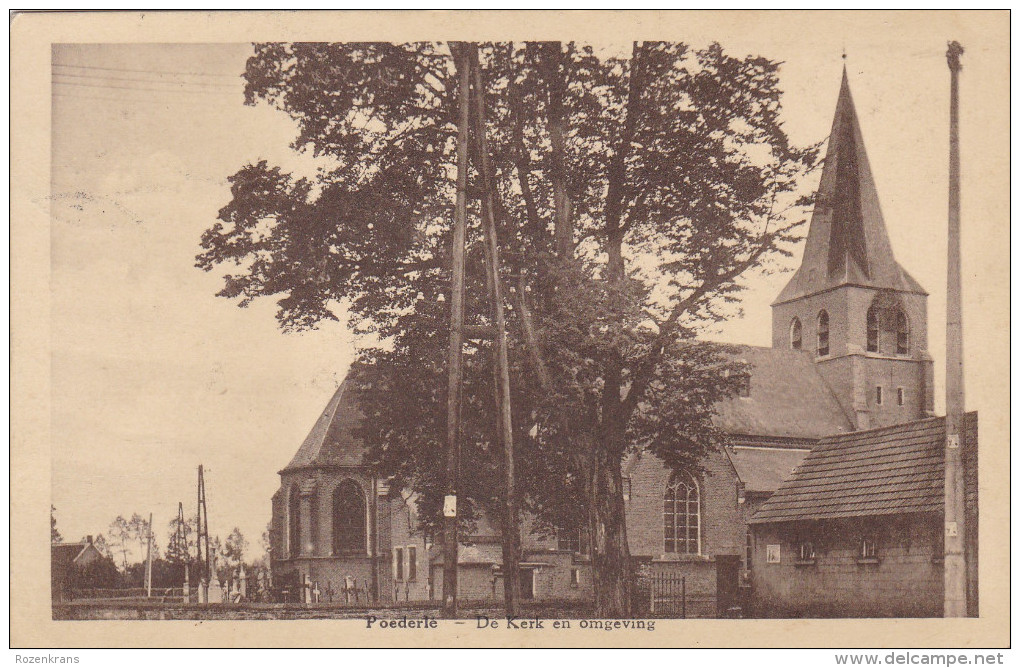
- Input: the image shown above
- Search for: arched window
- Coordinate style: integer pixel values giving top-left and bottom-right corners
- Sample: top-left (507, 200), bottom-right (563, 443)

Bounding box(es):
top-left (817, 310), bottom-right (830, 357)
top-left (896, 309), bottom-right (909, 355)
top-left (866, 306), bottom-right (879, 353)
top-left (790, 317), bottom-right (802, 350)
top-left (288, 485), bottom-right (301, 559)
top-left (664, 472), bottom-right (700, 555)
top-left (332, 480), bottom-right (367, 556)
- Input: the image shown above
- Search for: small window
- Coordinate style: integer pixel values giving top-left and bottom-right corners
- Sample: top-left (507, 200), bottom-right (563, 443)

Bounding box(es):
top-left (817, 310), bottom-right (830, 356)
top-left (557, 528), bottom-right (587, 555)
top-left (897, 387), bottom-right (905, 406)
top-left (861, 537), bottom-right (877, 559)
top-left (622, 478), bottom-right (632, 501)
top-left (866, 306), bottom-right (879, 353)
top-left (570, 568), bottom-right (580, 587)
top-left (288, 485), bottom-right (301, 559)
top-left (332, 480), bottom-right (367, 555)
top-left (394, 547), bottom-right (404, 580)
top-left (790, 317), bottom-right (802, 350)
top-left (735, 373), bottom-right (751, 398)
top-left (407, 546), bottom-right (417, 581)
top-left (664, 471), bottom-right (701, 555)
top-left (798, 541), bottom-right (815, 560)
top-left (875, 386), bottom-right (883, 405)
top-left (896, 310), bottom-right (909, 355)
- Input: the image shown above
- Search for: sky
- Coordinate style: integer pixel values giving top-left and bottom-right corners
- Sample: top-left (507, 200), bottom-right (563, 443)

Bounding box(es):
top-left (49, 17), bottom-right (1009, 562)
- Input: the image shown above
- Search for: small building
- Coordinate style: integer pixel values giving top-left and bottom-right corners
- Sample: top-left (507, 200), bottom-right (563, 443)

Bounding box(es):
top-left (749, 413), bottom-right (978, 617)
top-left (51, 536), bottom-right (103, 602)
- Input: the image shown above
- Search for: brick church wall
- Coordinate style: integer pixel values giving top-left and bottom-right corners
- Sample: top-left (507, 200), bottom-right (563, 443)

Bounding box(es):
top-left (625, 447), bottom-right (743, 559)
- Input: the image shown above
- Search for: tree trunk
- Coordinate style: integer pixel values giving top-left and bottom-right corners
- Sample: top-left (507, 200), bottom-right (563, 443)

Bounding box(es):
top-left (541, 41), bottom-right (573, 258)
top-left (590, 429), bottom-right (633, 617)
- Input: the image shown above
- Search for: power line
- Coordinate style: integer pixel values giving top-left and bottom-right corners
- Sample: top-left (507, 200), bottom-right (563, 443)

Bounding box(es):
top-left (52, 71), bottom-right (240, 89)
top-left (52, 91), bottom-right (239, 108)
top-left (52, 62), bottom-right (239, 79)
top-left (53, 79), bottom-right (239, 96)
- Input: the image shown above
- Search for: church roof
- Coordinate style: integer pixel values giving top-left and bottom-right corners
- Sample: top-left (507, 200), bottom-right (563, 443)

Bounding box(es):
top-left (774, 68), bottom-right (926, 306)
top-left (714, 344), bottom-right (854, 440)
top-left (728, 446), bottom-right (811, 494)
top-left (750, 413), bottom-right (978, 524)
top-left (281, 367), bottom-right (370, 472)
top-left (282, 342), bottom-right (853, 476)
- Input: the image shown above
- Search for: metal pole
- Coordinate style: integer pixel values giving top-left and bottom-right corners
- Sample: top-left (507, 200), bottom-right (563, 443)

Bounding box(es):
top-left (943, 40), bottom-right (967, 619)
top-left (442, 41), bottom-right (471, 619)
top-left (465, 42), bottom-right (522, 618)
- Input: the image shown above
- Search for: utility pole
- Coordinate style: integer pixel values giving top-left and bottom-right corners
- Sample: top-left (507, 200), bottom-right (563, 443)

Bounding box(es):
top-left (465, 42), bottom-right (522, 616)
top-left (196, 465), bottom-right (210, 584)
top-left (441, 41), bottom-right (471, 619)
top-left (177, 501), bottom-right (189, 589)
top-left (943, 40), bottom-right (967, 619)
top-left (144, 512), bottom-right (153, 597)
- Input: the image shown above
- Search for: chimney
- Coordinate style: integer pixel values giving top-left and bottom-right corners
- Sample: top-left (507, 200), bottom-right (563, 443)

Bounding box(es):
top-left (86, 535), bottom-right (93, 545)
top-left (943, 40), bottom-right (967, 619)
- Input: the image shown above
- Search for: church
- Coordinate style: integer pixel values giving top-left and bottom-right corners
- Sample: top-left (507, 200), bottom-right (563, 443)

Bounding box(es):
top-left (268, 69), bottom-right (973, 616)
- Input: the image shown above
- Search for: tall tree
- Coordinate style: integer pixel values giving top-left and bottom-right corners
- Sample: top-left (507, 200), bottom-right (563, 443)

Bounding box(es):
top-left (223, 527), bottom-right (248, 570)
top-left (92, 533), bottom-right (112, 560)
top-left (50, 505), bottom-right (62, 543)
top-left (166, 515), bottom-right (196, 582)
top-left (108, 515), bottom-right (132, 569)
top-left (198, 41), bottom-right (817, 615)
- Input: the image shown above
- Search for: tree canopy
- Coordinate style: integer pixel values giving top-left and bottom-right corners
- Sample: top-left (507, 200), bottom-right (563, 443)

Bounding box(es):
top-left (198, 41), bottom-right (818, 615)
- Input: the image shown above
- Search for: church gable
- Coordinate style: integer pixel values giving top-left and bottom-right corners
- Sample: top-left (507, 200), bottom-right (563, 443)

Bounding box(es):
top-left (281, 367), bottom-right (373, 472)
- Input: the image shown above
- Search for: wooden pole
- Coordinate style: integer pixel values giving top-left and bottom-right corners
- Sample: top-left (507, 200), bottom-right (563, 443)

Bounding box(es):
top-left (943, 40), bottom-right (967, 618)
top-left (144, 512), bottom-right (153, 597)
top-left (442, 41), bottom-right (471, 619)
top-left (465, 42), bottom-right (522, 617)
top-left (196, 465), bottom-right (203, 582)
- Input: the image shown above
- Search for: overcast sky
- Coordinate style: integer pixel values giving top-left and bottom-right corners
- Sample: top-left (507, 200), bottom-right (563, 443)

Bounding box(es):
top-left (49, 18), bottom-right (1008, 561)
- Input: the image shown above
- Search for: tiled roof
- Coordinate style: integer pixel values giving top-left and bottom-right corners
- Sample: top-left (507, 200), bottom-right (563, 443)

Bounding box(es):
top-left (727, 446), bottom-right (811, 494)
top-left (51, 542), bottom-right (87, 567)
top-left (281, 367), bottom-right (370, 472)
top-left (713, 345), bottom-right (854, 439)
top-left (750, 413), bottom-right (978, 524)
top-left (282, 341), bottom-right (852, 475)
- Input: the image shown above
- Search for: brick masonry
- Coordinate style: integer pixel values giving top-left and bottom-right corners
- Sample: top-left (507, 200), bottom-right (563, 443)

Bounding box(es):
top-left (750, 514), bottom-right (943, 618)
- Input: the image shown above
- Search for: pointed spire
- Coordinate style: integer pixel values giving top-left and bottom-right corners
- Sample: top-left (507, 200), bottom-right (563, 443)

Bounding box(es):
top-left (774, 69), bottom-right (926, 305)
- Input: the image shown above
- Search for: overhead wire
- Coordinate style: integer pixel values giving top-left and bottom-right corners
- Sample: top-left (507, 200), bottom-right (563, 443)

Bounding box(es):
top-left (52, 79), bottom-right (240, 96)
top-left (52, 62), bottom-right (240, 78)
top-left (52, 71), bottom-right (241, 89)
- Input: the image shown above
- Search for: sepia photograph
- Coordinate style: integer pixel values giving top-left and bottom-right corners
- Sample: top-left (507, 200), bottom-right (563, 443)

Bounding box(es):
top-left (10, 9), bottom-right (1010, 650)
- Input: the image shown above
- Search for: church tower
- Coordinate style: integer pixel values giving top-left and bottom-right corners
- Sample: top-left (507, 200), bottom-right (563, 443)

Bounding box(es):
top-left (772, 68), bottom-right (934, 430)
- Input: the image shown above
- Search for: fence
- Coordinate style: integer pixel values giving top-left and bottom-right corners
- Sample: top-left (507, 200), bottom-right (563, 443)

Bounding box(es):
top-left (637, 573), bottom-right (718, 618)
top-left (70, 587), bottom-right (186, 602)
top-left (648, 573), bottom-right (686, 617)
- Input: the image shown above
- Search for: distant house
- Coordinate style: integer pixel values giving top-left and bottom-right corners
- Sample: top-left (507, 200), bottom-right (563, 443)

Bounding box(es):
top-left (749, 414), bottom-right (978, 617)
top-left (51, 536), bottom-right (103, 602)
